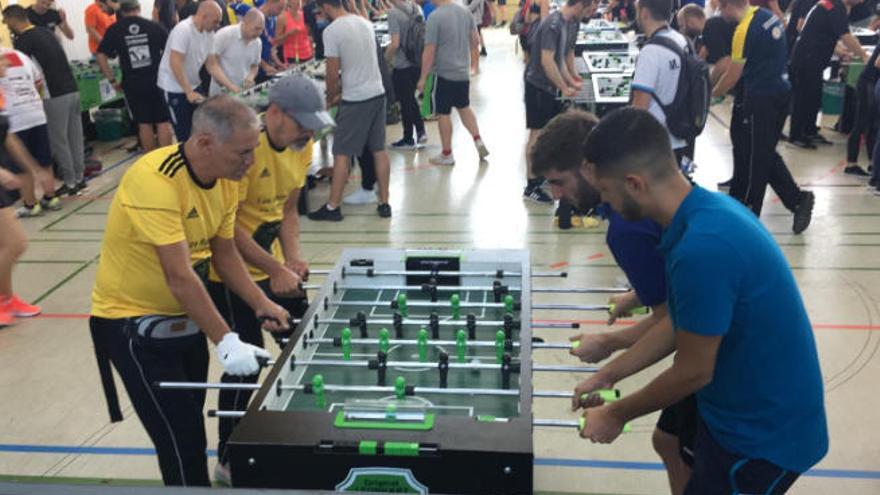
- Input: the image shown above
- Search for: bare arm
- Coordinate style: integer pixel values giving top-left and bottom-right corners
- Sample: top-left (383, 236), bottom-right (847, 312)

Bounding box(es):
top-left (324, 56), bottom-right (341, 107)
top-left (95, 52), bottom-right (116, 83)
top-left (418, 44), bottom-right (436, 86)
top-left (386, 33), bottom-right (401, 63)
top-left (278, 188), bottom-right (307, 274)
top-left (205, 54), bottom-right (240, 92)
top-left (840, 33), bottom-right (868, 61)
top-left (712, 59), bottom-right (743, 97)
top-left (57, 8), bottom-right (74, 40)
top-left (767, 0), bottom-right (785, 23)
top-left (566, 50), bottom-right (583, 83)
top-left (541, 49), bottom-right (571, 92)
top-left (86, 25), bottom-right (103, 45)
top-left (156, 241), bottom-right (232, 344)
top-left (709, 55), bottom-right (731, 86)
top-left (170, 50), bottom-right (197, 96)
top-left (630, 88), bottom-right (652, 109)
top-left (539, 0), bottom-right (549, 19)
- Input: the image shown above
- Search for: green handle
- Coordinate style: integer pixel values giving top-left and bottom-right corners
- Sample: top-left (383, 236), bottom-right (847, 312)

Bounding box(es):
top-left (312, 374), bottom-right (325, 408)
top-left (341, 327), bottom-right (352, 361)
top-left (378, 327), bottom-right (390, 354)
top-left (395, 376), bottom-right (406, 400)
top-left (495, 330), bottom-right (505, 363)
top-left (417, 328), bottom-right (428, 362)
top-left (456, 329), bottom-right (467, 363)
top-left (450, 294), bottom-right (461, 320)
top-left (397, 293), bottom-right (408, 317)
top-left (504, 294), bottom-right (515, 314)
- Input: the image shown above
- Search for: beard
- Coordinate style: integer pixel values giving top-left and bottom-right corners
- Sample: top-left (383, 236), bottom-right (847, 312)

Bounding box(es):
top-left (573, 172), bottom-right (602, 214)
top-left (618, 191), bottom-right (643, 221)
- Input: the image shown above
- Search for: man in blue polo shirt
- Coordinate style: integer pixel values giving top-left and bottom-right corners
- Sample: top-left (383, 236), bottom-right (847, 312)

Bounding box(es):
top-left (712, 0), bottom-right (814, 233)
top-left (531, 109), bottom-right (697, 495)
top-left (573, 107), bottom-right (827, 494)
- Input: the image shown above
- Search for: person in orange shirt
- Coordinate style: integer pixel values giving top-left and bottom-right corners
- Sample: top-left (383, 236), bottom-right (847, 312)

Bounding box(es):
top-left (275, 0), bottom-right (314, 64)
top-left (84, 0), bottom-right (119, 54)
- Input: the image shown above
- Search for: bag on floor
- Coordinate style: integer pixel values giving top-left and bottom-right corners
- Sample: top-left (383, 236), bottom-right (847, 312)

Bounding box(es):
top-left (645, 34), bottom-right (710, 141)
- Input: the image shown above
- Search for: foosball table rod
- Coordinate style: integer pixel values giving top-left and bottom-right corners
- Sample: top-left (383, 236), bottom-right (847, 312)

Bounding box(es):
top-left (284, 317), bottom-right (580, 329)
top-left (308, 269), bottom-right (570, 278)
top-left (302, 336), bottom-right (574, 350)
top-left (298, 284), bottom-right (627, 294)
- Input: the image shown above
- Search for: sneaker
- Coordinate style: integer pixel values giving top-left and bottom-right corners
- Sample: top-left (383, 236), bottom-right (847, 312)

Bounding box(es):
top-left (523, 184), bottom-right (553, 204)
top-left (377, 203), bottom-right (392, 218)
top-left (474, 139), bottom-right (489, 160)
top-left (788, 138), bottom-right (816, 150)
top-left (16, 203), bottom-right (42, 218)
top-left (54, 184), bottom-right (77, 197)
top-left (417, 134), bottom-right (428, 146)
top-left (808, 133), bottom-right (833, 146)
top-left (308, 203), bottom-right (343, 222)
top-left (480, 48), bottom-right (488, 57)
top-left (0, 311), bottom-right (14, 328)
top-left (874, 186), bottom-right (880, 197)
top-left (390, 138), bottom-right (416, 151)
top-left (0, 295), bottom-right (41, 317)
top-left (343, 187), bottom-right (378, 205)
top-left (717, 178), bottom-right (733, 189)
top-left (213, 462), bottom-right (231, 486)
top-left (844, 165), bottom-right (871, 177)
top-left (429, 153), bottom-right (455, 166)
top-left (40, 196), bottom-right (62, 211)
top-left (74, 181), bottom-right (88, 195)
top-left (792, 190), bottom-right (814, 235)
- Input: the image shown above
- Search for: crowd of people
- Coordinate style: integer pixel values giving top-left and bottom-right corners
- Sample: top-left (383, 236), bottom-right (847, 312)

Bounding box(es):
top-left (0, 0), bottom-right (874, 492)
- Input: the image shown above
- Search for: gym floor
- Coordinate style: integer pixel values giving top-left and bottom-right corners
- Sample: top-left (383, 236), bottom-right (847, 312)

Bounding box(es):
top-left (0, 27), bottom-right (878, 494)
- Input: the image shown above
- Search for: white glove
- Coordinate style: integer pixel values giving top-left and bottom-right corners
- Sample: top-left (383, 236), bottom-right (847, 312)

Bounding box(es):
top-left (216, 332), bottom-right (271, 376)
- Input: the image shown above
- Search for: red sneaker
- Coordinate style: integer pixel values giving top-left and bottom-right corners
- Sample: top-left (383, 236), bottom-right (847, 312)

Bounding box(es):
top-left (0, 295), bottom-right (41, 317)
top-left (0, 311), bottom-right (14, 327)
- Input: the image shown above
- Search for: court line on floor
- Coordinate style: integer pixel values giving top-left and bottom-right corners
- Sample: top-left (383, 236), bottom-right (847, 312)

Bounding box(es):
top-left (0, 444), bottom-right (876, 480)
top-left (31, 257), bottom-right (98, 305)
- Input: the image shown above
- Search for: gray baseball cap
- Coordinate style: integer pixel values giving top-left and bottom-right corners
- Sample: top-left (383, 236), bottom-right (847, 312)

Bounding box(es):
top-left (268, 73), bottom-right (335, 131)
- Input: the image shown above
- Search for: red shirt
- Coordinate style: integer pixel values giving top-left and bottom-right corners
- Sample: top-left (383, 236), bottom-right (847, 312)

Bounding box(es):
top-left (281, 8), bottom-right (313, 62)
top-left (84, 2), bottom-right (116, 54)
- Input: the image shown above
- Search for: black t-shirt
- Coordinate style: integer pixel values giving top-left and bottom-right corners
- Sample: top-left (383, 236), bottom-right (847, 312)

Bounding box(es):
top-left (26, 7), bottom-right (62, 32)
top-left (791, 0), bottom-right (850, 67)
top-left (849, 0), bottom-right (878, 22)
top-left (97, 17), bottom-right (168, 90)
top-left (702, 16), bottom-right (736, 64)
top-left (786, 0), bottom-right (817, 53)
top-left (12, 26), bottom-right (77, 97)
top-left (155, 0), bottom-right (177, 31)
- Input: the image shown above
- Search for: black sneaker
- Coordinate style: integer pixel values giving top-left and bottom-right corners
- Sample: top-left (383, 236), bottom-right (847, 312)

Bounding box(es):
top-left (308, 204), bottom-right (343, 222)
top-left (788, 138), bottom-right (816, 149)
top-left (377, 203), bottom-right (392, 218)
top-left (523, 185), bottom-right (553, 204)
top-left (717, 178), bottom-right (733, 189)
top-left (480, 48), bottom-right (488, 57)
top-left (55, 184), bottom-right (77, 197)
top-left (844, 165), bottom-right (870, 177)
top-left (73, 181), bottom-right (88, 195)
top-left (792, 191), bottom-right (814, 235)
top-left (808, 133), bottom-right (833, 146)
top-left (390, 139), bottom-right (416, 150)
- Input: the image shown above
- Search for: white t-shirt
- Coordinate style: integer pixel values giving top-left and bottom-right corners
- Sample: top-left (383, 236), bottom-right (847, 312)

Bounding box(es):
top-left (209, 24), bottom-right (262, 96)
top-left (157, 17), bottom-right (214, 94)
top-left (631, 28), bottom-right (688, 150)
top-left (322, 14), bottom-right (384, 102)
top-left (0, 49), bottom-right (47, 133)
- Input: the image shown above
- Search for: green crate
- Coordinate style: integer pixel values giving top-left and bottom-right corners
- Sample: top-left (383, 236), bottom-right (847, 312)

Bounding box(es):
top-left (821, 81), bottom-right (845, 116)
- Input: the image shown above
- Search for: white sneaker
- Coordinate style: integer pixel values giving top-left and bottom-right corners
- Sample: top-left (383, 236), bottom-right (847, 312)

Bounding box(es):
top-left (417, 134), bottom-right (428, 147)
top-left (429, 153), bottom-right (455, 166)
top-left (16, 204), bottom-right (43, 218)
top-left (474, 138), bottom-right (489, 160)
top-left (214, 462), bottom-right (231, 486)
top-left (343, 187), bottom-right (378, 205)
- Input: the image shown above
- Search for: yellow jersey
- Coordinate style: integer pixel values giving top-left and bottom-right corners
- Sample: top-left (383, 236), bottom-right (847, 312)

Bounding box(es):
top-left (91, 144), bottom-right (239, 318)
top-left (209, 131), bottom-right (313, 282)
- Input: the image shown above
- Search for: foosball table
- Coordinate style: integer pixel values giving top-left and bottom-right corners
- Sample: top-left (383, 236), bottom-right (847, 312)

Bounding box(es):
top-left (160, 248), bottom-right (630, 494)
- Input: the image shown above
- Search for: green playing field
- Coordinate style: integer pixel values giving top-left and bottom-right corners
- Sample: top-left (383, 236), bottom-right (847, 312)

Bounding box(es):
top-left (284, 287), bottom-right (525, 420)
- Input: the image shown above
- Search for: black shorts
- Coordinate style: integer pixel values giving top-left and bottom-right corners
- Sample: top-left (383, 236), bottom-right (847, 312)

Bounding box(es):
top-left (525, 81), bottom-right (563, 130)
top-left (656, 394), bottom-right (698, 466)
top-left (124, 83), bottom-right (171, 124)
top-left (433, 77), bottom-right (470, 115)
top-left (15, 124), bottom-right (52, 167)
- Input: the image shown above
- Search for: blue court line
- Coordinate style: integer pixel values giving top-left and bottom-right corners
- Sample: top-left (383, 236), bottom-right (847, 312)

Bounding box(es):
top-left (0, 444), bottom-right (878, 481)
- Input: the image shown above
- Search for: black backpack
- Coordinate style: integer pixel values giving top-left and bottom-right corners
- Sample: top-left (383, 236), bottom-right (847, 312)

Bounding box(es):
top-left (645, 33), bottom-right (710, 142)
top-left (401, 5), bottom-right (426, 66)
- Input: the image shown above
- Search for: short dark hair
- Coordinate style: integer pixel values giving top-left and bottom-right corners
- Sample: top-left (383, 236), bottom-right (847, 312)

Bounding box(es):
top-left (583, 107), bottom-right (678, 180)
top-left (637, 0), bottom-right (672, 22)
top-left (315, 0), bottom-right (343, 7)
top-left (531, 110), bottom-right (599, 176)
top-left (2, 4), bottom-right (29, 22)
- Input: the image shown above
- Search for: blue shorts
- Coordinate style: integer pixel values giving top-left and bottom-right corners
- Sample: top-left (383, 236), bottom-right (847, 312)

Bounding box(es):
top-left (16, 124), bottom-right (52, 167)
top-left (684, 419), bottom-right (800, 494)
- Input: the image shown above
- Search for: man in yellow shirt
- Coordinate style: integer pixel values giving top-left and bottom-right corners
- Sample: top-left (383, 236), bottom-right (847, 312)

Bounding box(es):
top-left (89, 95), bottom-right (290, 487)
top-left (206, 73), bottom-right (334, 483)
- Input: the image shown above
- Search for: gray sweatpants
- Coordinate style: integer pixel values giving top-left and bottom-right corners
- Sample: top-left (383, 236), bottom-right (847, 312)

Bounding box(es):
top-left (43, 92), bottom-right (85, 187)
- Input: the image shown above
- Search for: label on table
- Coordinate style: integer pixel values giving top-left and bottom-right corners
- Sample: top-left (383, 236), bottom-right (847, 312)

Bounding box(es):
top-left (335, 467), bottom-right (428, 493)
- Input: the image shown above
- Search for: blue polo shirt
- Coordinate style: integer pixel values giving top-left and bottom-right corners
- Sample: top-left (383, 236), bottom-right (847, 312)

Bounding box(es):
top-left (658, 186), bottom-right (827, 473)
top-left (597, 204), bottom-right (666, 307)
